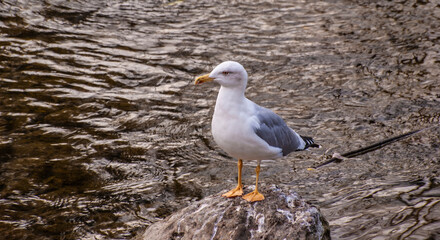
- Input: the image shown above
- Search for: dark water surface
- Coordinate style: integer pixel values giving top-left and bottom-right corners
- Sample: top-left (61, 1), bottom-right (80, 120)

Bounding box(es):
top-left (1, 0), bottom-right (439, 239)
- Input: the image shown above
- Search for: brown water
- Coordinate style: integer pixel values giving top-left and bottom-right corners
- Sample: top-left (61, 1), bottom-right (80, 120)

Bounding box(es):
top-left (1, 0), bottom-right (439, 239)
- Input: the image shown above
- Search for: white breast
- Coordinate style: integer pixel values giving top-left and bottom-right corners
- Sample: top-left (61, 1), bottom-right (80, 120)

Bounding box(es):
top-left (211, 93), bottom-right (281, 160)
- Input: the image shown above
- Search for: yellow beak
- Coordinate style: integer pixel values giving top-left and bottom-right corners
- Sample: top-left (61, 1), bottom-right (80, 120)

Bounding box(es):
top-left (194, 74), bottom-right (214, 85)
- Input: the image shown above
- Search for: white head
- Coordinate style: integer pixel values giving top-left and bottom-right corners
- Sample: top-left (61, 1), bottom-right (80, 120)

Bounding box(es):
top-left (194, 61), bottom-right (248, 90)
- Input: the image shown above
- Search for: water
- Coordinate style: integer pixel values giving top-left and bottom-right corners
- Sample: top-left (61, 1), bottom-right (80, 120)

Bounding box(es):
top-left (0, 0), bottom-right (439, 239)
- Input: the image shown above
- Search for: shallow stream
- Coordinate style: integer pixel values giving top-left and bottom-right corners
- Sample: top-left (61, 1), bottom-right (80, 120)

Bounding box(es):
top-left (1, 0), bottom-right (439, 239)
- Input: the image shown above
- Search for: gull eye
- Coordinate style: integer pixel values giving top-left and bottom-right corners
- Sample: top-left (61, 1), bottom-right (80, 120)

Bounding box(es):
top-left (222, 71), bottom-right (230, 75)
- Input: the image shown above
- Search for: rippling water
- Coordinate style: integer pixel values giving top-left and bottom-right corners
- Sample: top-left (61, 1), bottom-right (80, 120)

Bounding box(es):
top-left (1, 0), bottom-right (439, 239)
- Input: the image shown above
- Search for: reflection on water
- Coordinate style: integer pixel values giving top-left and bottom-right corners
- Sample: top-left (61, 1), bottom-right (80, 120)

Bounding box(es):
top-left (0, 0), bottom-right (439, 239)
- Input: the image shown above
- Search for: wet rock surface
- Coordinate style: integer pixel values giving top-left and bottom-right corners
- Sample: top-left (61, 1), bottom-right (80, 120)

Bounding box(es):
top-left (137, 185), bottom-right (330, 240)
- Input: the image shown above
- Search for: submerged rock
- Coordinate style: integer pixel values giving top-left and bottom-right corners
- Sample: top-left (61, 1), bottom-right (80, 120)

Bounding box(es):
top-left (137, 185), bottom-right (330, 240)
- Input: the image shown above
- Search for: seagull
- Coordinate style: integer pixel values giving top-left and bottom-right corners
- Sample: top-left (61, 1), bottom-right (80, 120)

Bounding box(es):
top-left (194, 61), bottom-right (319, 202)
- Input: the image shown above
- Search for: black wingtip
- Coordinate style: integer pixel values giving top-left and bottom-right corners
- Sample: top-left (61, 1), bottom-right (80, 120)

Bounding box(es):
top-left (300, 136), bottom-right (320, 149)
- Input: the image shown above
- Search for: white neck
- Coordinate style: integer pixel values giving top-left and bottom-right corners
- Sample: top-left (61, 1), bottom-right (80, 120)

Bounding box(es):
top-left (214, 86), bottom-right (246, 115)
top-left (217, 85), bottom-right (245, 103)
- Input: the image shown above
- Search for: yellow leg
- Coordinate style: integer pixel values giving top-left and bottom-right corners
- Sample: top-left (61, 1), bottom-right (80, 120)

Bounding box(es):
top-left (242, 162), bottom-right (264, 202)
top-left (222, 159), bottom-right (244, 198)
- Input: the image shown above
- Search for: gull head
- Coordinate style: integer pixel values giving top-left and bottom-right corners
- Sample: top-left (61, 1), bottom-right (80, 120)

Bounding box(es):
top-left (194, 61), bottom-right (248, 89)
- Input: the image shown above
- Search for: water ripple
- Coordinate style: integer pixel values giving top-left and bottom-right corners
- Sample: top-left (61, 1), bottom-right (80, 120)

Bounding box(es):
top-left (0, 0), bottom-right (439, 239)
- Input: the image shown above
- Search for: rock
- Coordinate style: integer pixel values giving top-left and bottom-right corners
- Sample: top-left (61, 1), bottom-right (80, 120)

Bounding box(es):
top-left (137, 185), bottom-right (331, 240)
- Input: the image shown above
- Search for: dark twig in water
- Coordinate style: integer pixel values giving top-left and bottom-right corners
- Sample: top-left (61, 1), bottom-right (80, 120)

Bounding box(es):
top-left (312, 125), bottom-right (438, 169)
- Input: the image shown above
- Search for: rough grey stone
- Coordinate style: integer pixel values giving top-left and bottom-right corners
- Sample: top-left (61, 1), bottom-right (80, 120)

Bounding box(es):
top-left (137, 185), bottom-right (330, 240)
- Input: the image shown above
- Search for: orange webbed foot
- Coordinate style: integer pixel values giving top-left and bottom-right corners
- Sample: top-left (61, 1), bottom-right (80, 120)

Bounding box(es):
top-left (242, 190), bottom-right (264, 202)
top-left (222, 185), bottom-right (244, 198)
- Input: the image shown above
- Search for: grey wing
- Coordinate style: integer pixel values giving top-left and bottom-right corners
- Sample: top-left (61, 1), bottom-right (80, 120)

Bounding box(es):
top-left (254, 106), bottom-right (304, 156)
